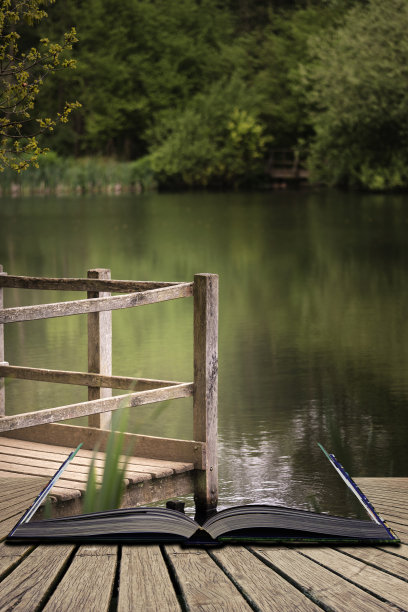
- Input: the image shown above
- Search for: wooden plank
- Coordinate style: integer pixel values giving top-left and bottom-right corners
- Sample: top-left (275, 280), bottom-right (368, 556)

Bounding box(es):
top-left (164, 545), bottom-right (251, 611)
top-left (335, 546), bottom-right (408, 580)
top-left (0, 453), bottom-right (160, 481)
top-left (211, 546), bottom-right (320, 611)
top-left (370, 504), bottom-right (408, 523)
top-left (0, 265), bottom-right (5, 417)
top-left (356, 477), bottom-right (408, 488)
top-left (0, 364), bottom-right (182, 390)
top-left (0, 542), bottom-right (33, 580)
top-left (43, 545), bottom-right (117, 612)
top-left (0, 437), bottom-right (195, 473)
top-left (0, 382), bottom-right (194, 432)
top-left (0, 447), bottom-right (174, 479)
top-left (300, 547), bottom-right (408, 609)
top-left (383, 519), bottom-right (408, 538)
top-left (0, 545), bottom-right (75, 610)
top-left (118, 546), bottom-right (181, 611)
top-left (379, 542), bottom-right (408, 559)
top-left (0, 459), bottom-right (153, 485)
top-left (1, 423), bottom-right (205, 467)
top-left (88, 268), bottom-right (112, 429)
top-left (0, 282), bottom-right (193, 324)
top-left (252, 547), bottom-right (395, 612)
top-left (0, 274), bottom-right (180, 292)
top-left (193, 273), bottom-right (218, 513)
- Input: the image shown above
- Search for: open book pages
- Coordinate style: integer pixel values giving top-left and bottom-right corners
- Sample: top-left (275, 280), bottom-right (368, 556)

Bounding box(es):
top-left (6, 443), bottom-right (400, 546)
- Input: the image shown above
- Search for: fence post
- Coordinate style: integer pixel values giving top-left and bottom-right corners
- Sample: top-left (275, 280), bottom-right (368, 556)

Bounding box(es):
top-left (0, 265), bottom-right (6, 417)
top-left (193, 273), bottom-right (218, 516)
top-left (87, 268), bottom-right (112, 429)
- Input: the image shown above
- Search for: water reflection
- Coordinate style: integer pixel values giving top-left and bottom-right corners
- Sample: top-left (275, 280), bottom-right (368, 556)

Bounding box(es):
top-left (1, 190), bottom-right (407, 515)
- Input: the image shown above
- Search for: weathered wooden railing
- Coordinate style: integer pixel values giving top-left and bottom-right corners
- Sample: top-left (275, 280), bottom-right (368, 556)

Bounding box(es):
top-left (0, 266), bottom-right (218, 513)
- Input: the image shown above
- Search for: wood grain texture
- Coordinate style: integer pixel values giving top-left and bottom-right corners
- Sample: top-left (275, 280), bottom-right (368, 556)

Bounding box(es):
top-left (211, 546), bottom-right (320, 611)
top-left (1, 423), bottom-right (204, 467)
top-left (335, 546), bottom-right (408, 580)
top-left (43, 545), bottom-right (117, 612)
top-left (0, 545), bottom-right (75, 610)
top-left (0, 436), bottom-right (195, 472)
top-left (118, 546), bottom-right (181, 612)
top-left (300, 547), bottom-right (408, 609)
top-left (164, 545), bottom-right (251, 611)
top-left (0, 275), bottom-right (180, 292)
top-left (88, 269), bottom-right (112, 429)
top-left (0, 542), bottom-right (33, 580)
top-left (193, 273), bottom-right (218, 512)
top-left (0, 383), bottom-right (194, 432)
top-left (0, 282), bottom-right (193, 323)
top-left (252, 547), bottom-right (394, 612)
top-left (0, 265), bottom-right (5, 417)
top-left (0, 364), bottom-right (183, 390)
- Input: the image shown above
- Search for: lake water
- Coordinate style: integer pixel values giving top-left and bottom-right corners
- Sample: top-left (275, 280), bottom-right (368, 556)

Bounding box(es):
top-left (1, 189), bottom-right (407, 517)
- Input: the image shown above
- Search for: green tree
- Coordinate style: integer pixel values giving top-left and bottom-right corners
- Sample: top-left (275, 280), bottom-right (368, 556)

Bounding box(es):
top-left (0, 0), bottom-right (80, 171)
top-left (302, 0), bottom-right (408, 189)
top-left (37, 0), bottom-right (232, 158)
top-left (149, 76), bottom-right (269, 187)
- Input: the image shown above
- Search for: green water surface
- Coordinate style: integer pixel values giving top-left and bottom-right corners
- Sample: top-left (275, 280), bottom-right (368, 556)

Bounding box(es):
top-left (1, 190), bottom-right (407, 516)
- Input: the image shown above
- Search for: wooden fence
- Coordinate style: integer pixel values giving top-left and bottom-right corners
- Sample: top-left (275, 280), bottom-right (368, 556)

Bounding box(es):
top-left (0, 267), bottom-right (218, 513)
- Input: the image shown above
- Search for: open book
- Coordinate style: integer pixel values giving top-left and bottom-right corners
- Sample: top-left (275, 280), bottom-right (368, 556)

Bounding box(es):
top-left (7, 444), bottom-right (400, 546)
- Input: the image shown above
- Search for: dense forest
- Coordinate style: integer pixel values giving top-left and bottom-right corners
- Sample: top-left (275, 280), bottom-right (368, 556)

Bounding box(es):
top-left (5, 0), bottom-right (408, 190)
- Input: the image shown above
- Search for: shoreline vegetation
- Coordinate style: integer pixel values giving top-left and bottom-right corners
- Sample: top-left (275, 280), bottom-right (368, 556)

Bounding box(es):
top-left (2, 0), bottom-right (408, 194)
top-left (0, 154), bottom-right (158, 197)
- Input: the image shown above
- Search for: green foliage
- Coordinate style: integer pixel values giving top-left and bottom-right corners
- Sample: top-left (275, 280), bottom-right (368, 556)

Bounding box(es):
top-left (11, 0), bottom-right (406, 191)
top-left (82, 410), bottom-right (131, 514)
top-left (0, 150), bottom-right (156, 194)
top-left (302, 0), bottom-right (408, 189)
top-left (0, 0), bottom-right (80, 172)
top-left (149, 77), bottom-right (269, 187)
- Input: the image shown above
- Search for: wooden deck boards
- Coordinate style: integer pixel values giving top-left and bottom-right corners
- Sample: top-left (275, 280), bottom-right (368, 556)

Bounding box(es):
top-left (0, 477), bottom-right (407, 611)
top-left (0, 436), bottom-right (195, 517)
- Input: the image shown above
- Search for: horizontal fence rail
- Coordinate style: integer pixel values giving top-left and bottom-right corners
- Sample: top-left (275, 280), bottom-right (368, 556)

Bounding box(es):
top-left (0, 275), bottom-right (182, 292)
top-left (0, 282), bottom-right (193, 324)
top-left (0, 382), bottom-right (194, 432)
top-left (0, 365), bottom-right (184, 391)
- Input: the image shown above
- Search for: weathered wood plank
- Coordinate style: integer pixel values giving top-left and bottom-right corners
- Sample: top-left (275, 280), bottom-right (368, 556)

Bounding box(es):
top-left (0, 545), bottom-right (75, 610)
top-left (118, 546), bottom-right (181, 612)
top-left (0, 458), bottom-right (155, 486)
top-left (0, 364), bottom-right (182, 390)
top-left (193, 273), bottom-right (218, 513)
top-left (379, 542), bottom-right (408, 559)
top-left (211, 546), bottom-right (320, 611)
top-left (300, 547), bottom-right (408, 609)
top-left (335, 546), bottom-right (408, 580)
top-left (0, 265), bottom-right (5, 417)
top-left (1, 423), bottom-right (205, 467)
top-left (0, 436), bottom-right (195, 473)
top-left (43, 545), bottom-right (117, 612)
top-left (0, 446), bottom-right (174, 479)
top-left (0, 542), bottom-right (33, 580)
top-left (0, 274), bottom-right (180, 292)
top-left (164, 545), bottom-right (251, 611)
top-left (252, 547), bottom-right (395, 612)
top-left (0, 282), bottom-right (193, 323)
top-left (0, 453), bottom-right (160, 482)
top-left (88, 268), bottom-right (112, 429)
top-left (0, 382), bottom-right (194, 432)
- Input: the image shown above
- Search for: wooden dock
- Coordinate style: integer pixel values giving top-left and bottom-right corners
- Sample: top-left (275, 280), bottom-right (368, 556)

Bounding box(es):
top-left (0, 436), bottom-right (195, 517)
top-left (0, 477), bottom-right (407, 611)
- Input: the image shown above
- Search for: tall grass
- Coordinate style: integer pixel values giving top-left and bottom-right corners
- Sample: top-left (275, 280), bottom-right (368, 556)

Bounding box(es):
top-left (0, 152), bottom-right (157, 197)
top-left (82, 409), bottom-right (133, 514)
